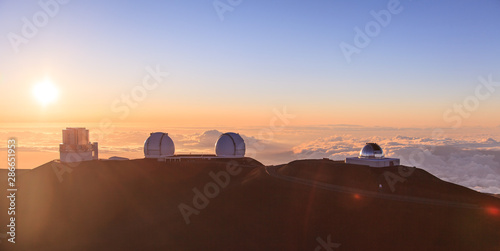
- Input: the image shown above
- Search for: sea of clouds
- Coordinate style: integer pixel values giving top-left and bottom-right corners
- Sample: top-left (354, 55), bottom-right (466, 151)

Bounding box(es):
top-left (1, 125), bottom-right (499, 194)
top-left (151, 127), bottom-right (500, 194)
top-left (292, 134), bottom-right (500, 194)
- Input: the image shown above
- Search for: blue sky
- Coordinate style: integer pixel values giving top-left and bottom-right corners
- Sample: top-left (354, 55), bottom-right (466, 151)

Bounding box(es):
top-left (1, 0), bottom-right (499, 127)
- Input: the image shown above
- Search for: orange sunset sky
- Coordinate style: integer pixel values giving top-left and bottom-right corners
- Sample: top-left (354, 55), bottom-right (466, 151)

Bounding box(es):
top-left (0, 1), bottom-right (499, 128)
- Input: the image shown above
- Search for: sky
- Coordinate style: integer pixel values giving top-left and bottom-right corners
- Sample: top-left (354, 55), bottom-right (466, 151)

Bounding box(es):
top-left (0, 0), bottom-right (499, 127)
top-left (0, 1), bottom-right (499, 193)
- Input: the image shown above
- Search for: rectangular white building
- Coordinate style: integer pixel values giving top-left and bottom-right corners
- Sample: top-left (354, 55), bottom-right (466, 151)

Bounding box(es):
top-left (345, 157), bottom-right (400, 167)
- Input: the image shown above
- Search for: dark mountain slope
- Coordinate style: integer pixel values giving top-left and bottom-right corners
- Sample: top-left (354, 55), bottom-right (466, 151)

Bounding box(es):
top-left (0, 158), bottom-right (498, 250)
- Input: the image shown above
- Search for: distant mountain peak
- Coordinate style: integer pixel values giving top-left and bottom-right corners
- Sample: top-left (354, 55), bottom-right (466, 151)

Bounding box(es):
top-left (484, 138), bottom-right (498, 144)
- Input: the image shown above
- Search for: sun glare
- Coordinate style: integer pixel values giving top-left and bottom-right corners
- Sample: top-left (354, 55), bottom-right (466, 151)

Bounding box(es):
top-left (33, 80), bottom-right (59, 106)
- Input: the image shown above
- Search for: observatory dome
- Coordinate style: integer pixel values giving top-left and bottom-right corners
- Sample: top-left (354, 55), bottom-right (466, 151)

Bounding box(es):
top-left (359, 143), bottom-right (384, 158)
top-left (144, 132), bottom-right (175, 158)
top-left (215, 132), bottom-right (245, 157)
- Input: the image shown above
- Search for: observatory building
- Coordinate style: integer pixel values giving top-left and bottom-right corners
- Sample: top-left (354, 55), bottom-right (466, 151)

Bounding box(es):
top-left (143, 131), bottom-right (246, 160)
top-left (59, 127), bottom-right (98, 163)
top-left (345, 143), bottom-right (400, 167)
top-left (144, 132), bottom-right (175, 158)
top-left (215, 132), bottom-right (246, 157)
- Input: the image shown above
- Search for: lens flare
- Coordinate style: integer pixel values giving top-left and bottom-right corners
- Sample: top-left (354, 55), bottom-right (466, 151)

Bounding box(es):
top-left (486, 207), bottom-right (499, 216)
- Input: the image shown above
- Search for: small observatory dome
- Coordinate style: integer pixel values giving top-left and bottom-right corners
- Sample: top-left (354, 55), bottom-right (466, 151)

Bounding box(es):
top-left (359, 143), bottom-right (384, 158)
top-left (215, 132), bottom-right (245, 157)
top-left (144, 132), bottom-right (175, 158)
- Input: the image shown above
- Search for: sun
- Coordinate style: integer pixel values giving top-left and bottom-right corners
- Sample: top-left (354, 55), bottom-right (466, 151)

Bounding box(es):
top-left (33, 80), bottom-right (59, 106)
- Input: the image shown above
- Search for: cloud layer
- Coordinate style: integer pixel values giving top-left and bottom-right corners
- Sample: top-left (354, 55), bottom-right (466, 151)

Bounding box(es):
top-left (293, 135), bottom-right (500, 194)
top-left (1, 125), bottom-right (499, 194)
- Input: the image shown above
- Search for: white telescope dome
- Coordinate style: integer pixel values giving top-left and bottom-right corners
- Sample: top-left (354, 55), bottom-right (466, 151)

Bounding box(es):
top-left (215, 132), bottom-right (245, 157)
top-left (359, 143), bottom-right (384, 158)
top-left (144, 132), bottom-right (175, 158)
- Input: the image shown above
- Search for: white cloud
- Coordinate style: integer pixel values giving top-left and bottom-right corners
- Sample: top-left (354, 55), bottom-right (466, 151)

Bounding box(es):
top-left (174, 129), bottom-right (223, 149)
top-left (292, 134), bottom-right (500, 194)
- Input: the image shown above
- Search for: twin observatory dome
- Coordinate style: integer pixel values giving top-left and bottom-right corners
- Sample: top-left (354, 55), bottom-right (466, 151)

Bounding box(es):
top-left (144, 132), bottom-right (246, 159)
top-left (58, 128), bottom-right (399, 168)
